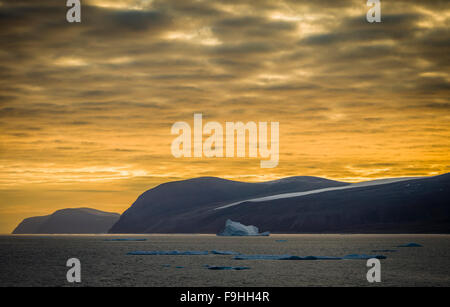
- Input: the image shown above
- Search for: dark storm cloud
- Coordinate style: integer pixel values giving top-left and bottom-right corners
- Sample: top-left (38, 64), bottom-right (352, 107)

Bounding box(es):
top-left (410, 102), bottom-right (450, 110)
top-left (0, 0), bottom-right (448, 189)
top-left (81, 6), bottom-right (173, 37)
top-left (252, 83), bottom-right (321, 92)
top-left (212, 16), bottom-right (297, 39)
top-left (301, 14), bottom-right (420, 46)
top-left (152, 0), bottom-right (223, 18)
top-left (0, 105), bottom-right (71, 118)
top-left (0, 0), bottom-right (446, 99)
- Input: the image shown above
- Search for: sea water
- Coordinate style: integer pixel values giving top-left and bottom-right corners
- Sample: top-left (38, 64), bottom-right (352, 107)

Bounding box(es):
top-left (0, 234), bottom-right (448, 287)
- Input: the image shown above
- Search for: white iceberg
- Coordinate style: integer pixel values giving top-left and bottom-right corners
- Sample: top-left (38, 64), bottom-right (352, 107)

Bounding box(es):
top-left (217, 219), bottom-right (270, 236)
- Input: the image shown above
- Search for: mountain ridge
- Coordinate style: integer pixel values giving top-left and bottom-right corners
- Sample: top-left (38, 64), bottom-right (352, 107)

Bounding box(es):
top-left (197, 173), bottom-right (450, 233)
top-left (109, 174), bottom-right (449, 234)
top-left (13, 174), bottom-right (449, 234)
top-left (13, 207), bottom-right (120, 234)
top-left (110, 175), bottom-right (349, 233)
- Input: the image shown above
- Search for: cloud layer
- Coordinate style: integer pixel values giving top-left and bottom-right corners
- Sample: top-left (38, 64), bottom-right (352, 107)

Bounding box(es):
top-left (0, 0), bottom-right (449, 232)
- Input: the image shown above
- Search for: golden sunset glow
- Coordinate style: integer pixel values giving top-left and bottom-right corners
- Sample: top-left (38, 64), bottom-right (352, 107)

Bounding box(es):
top-left (0, 0), bottom-right (449, 233)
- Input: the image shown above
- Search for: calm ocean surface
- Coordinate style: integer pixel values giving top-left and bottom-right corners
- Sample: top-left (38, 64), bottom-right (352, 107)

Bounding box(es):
top-left (0, 234), bottom-right (449, 287)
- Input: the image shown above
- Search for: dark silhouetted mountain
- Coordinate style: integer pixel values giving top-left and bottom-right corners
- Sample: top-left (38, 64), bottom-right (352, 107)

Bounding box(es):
top-left (110, 174), bottom-right (450, 234)
top-left (11, 215), bottom-right (49, 234)
top-left (109, 176), bottom-right (348, 233)
top-left (199, 173), bottom-right (450, 234)
top-left (13, 208), bottom-right (120, 234)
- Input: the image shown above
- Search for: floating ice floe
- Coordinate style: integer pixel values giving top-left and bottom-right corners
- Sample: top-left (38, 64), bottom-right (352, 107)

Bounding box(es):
top-left (217, 219), bottom-right (270, 236)
top-left (127, 250), bottom-right (209, 255)
top-left (162, 264), bottom-right (185, 268)
top-left (105, 238), bottom-right (147, 241)
top-left (397, 243), bottom-right (423, 247)
top-left (210, 250), bottom-right (241, 255)
top-left (286, 256), bottom-right (342, 260)
top-left (206, 265), bottom-right (250, 270)
top-left (234, 254), bottom-right (386, 260)
top-left (235, 254), bottom-right (288, 260)
top-left (342, 254), bottom-right (387, 260)
top-left (234, 254), bottom-right (341, 260)
top-left (372, 249), bottom-right (397, 252)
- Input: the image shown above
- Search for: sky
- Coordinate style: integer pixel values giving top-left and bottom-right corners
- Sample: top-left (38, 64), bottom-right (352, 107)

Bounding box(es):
top-left (0, 0), bottom-right (449, 233)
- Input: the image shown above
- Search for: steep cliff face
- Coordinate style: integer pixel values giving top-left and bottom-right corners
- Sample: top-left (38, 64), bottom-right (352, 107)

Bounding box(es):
top-left (109, 174), bottom-right (450, 234)
top-left (109, 176), bottom-right (348, 233)
top-left (17, 174), bottom-right (448, 235)
top-left (203, 174), bottom-right (450, 233)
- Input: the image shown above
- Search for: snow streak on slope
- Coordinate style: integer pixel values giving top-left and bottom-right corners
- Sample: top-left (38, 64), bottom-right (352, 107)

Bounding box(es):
top-left (214, 177), bottom-right (426, 210)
